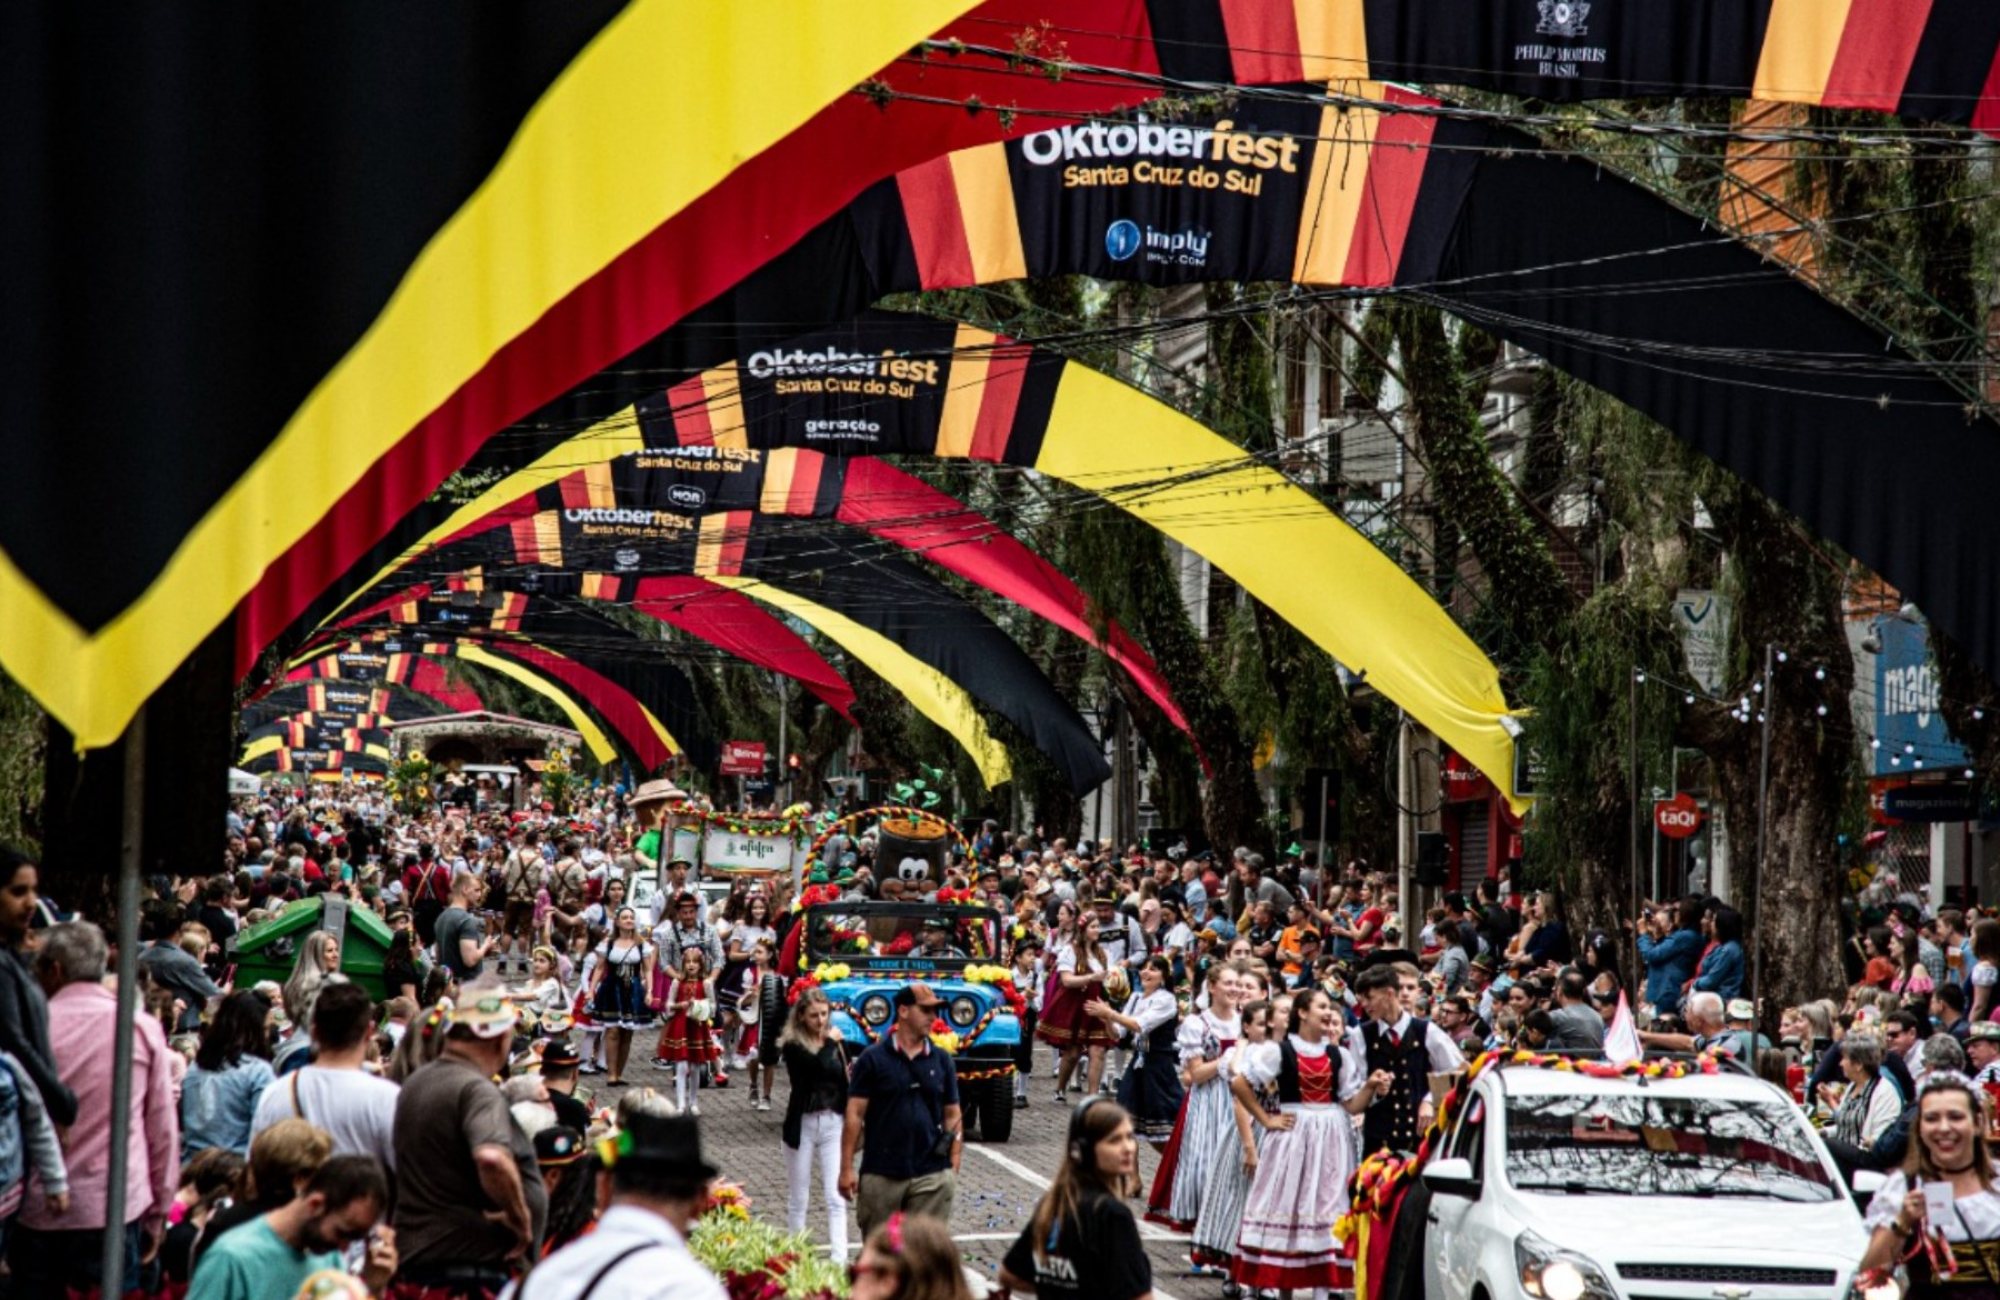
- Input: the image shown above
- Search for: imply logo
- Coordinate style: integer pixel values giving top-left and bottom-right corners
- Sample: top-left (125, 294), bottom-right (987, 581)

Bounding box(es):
top-left (1105, 219), bottom-right (1141, 261)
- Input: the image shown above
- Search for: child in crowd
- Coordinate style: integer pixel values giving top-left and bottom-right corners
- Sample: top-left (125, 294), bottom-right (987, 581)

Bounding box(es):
top-left (654, 948), bottom-right (722, 1114)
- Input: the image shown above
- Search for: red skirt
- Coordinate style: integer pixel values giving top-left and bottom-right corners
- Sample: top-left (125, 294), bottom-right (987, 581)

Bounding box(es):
top-left (1037, 980), bottom-right (1118, 1048)
top-left (655, 1010), bottom-right (721, 1063)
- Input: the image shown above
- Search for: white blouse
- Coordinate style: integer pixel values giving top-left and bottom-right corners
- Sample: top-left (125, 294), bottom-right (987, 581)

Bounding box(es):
top-left (1866, 1170), bottom-right (2000, 1241)
top-left (1057, 946), bottom-right (1104, 977)
top-left (1176, 1010), bottom-right (1241, 1067)
top-left (1124, 988), bottom-right (1180, 1037)
top-left (1238, 1033), bottom-right (1364, 1102)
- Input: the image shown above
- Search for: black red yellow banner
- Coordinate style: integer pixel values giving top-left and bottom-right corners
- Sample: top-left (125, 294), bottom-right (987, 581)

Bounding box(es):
top-left (8, 0), bottom-right (990, 749)
top-left (351, 396), bottom-right (1189, 743)
top-left (383, 311), bottom-right (1521, 805)
top-left (1144, 1), bottom-right (2000, 132)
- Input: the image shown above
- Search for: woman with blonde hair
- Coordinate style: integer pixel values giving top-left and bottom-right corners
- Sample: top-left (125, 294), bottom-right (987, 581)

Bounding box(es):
top-left (275, 931), bottom-right (342, 1073)
top-left (999, 1098), bottom-right (1151, 1300)
top-left (780, 985), bottom-right (850, 1258)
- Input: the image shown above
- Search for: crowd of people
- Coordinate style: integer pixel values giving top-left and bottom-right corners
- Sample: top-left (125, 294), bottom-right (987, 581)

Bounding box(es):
top-left (0, 767), bottom-right (1996, 1300)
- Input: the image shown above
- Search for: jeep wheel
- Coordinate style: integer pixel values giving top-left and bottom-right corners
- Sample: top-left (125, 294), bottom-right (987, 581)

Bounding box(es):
top-left (757, 973), bottom-right (786, 1068)
top-left (975, 1072), bottom-right (1014, 1143)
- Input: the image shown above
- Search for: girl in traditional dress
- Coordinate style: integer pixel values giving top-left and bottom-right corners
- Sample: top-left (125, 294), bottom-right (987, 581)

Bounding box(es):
top-left (1147, 961), bottom-right (1244, 1231)
top-left (1230, 987), bottom-right (1392, 1300)
top-left (1197, 996), bottom-right (1278, 1293)
top-left (1039, 915), bottom-right (1119, 1100)
top-left (583, 906), bottom-right (655, 1088)
top-left (655, 946), bottom-right (723, 1113)
top-left (733, 937), bottom-right (776, 1110)
top-left (1092, 956), bottom-right (1184, 1146)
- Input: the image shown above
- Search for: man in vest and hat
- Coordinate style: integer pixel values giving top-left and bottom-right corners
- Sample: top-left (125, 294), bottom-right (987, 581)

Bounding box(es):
top-left (1347, 963), bottom-right (1464, 1156)
top-left (503, 1111), bottom-right (723, 1300)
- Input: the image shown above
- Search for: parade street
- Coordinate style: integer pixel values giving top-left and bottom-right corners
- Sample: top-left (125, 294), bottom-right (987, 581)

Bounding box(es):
top-left (615, 1058), bottom-right (1220, 1300)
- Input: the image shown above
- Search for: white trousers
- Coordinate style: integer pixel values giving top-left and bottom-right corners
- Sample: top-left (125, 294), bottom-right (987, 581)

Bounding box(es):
top-left (786, 1109), bottom-right (849, 1257)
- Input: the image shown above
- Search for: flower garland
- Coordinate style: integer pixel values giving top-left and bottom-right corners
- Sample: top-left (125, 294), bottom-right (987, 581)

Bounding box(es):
top-left (698, 809), bottom-right (807, 839)
top-left (961, 965), bottom-right (1029, 1019)
top-left (1337, 1048), bottom-right (1723, 1244)
top-left (785, 963), bottom-right (850, 1004)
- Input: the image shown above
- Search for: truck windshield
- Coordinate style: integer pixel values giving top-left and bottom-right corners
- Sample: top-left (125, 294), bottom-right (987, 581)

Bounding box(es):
top-left (1503, 1092), bottom-right (1837, 1203)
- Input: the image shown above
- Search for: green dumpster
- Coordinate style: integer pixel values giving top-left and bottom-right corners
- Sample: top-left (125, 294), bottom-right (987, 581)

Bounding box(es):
top-left (228, 897), bottom-right (394, 1001)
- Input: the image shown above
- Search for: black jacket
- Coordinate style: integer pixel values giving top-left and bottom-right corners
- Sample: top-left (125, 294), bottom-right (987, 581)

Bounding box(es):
top-left (781, 1039), bottom-right (849, 1150)
top-left (0, 945), bottom-right (74, 1125)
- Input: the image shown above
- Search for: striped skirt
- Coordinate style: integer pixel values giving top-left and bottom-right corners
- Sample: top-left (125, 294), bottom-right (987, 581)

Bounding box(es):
top-left (1147, 1072), bottom-right (1236, 1231)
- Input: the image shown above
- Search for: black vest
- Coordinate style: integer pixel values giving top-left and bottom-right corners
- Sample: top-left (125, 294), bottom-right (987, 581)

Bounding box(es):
top-left (1361, 1018), bottom-right (1433, 1156)
top-left (1273, 1037), bottom-right (1341, 1105)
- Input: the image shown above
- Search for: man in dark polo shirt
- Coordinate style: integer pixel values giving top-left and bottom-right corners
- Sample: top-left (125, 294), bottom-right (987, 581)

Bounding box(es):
top-left (838, 982), bottom-right (962, 1234)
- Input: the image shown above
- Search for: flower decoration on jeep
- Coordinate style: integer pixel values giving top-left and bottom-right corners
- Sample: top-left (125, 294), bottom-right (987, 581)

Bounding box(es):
top-left (929, 1018), bottom-right (961, 1053)
top-left (933, 887), bottom-right (975, 906)
top-left (962, 965), bottom-right (1029, 1019)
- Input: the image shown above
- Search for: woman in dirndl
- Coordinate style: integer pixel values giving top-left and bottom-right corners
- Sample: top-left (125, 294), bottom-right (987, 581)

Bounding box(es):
top-left (1091, 957), bottom-right (1184, 1146)
top-left (1860, 1073), bottom-right (2000, 1300)
top-left (583, 906), bottom-right (656, 1088)
top-left (1230, 987), bottom-right (1391, 1300)
top-left (1147, 960), bottom-right (1245, 1231)
top-left (1038, 914), bottom-right (1119, 1100)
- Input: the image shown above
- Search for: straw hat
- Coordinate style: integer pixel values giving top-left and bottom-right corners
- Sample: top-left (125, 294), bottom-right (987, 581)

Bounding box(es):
top-left (629, 779), bottom-right (686, 809)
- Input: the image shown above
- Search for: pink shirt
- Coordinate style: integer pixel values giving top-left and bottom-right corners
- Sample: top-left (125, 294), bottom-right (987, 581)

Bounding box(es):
top-left (21, 982), bottom-right (178, 1232)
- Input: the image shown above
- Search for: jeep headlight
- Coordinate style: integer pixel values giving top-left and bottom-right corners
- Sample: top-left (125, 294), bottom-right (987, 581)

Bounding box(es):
top-left (1515, 1232), bottom-right (1614, 1300)
top-left (858, 994), bottom-right (893, 1027)
top-left (948, 995), bottom-right (980, 1027)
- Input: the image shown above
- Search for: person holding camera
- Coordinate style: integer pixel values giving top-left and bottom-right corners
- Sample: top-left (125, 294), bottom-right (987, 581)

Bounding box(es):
top-left (840, 983), bottom-right (962, 1236)
top-left (1636, 897), bottom-right (1704, 1019)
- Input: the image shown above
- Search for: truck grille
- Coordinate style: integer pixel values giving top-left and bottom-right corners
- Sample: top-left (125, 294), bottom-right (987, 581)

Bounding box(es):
top-left (1617, 1265), bottom-right (1837, 1286)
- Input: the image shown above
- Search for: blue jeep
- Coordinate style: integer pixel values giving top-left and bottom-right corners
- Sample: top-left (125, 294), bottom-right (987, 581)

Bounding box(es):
top-left (796, 900), bottom-right (1020, 1143)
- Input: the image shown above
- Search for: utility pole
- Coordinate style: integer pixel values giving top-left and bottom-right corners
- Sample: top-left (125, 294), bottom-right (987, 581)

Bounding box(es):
top-left (775, 674), bottom-right (790, 803)
top-left (1751, 641), bottom-right (1775, 1018)
top-left (1629, 669), bottom-right (1642, 936)
top-left (1397, 712), bottom-right (1413, 938)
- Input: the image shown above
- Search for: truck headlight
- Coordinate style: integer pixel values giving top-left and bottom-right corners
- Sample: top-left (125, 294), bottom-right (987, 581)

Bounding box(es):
top-left (858, 994), bottom-right (892, 1027)
top-left (1515, 1231), bottom-right (1615, 1300)
top-left (948, 995), bottom-right (981, 1027)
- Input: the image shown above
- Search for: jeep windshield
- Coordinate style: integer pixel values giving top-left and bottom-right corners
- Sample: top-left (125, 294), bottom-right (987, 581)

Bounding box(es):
top-left (1504, 1092), bottom-right (1837, 1203)
top-left (803, 903), bottom-right (1004, 967)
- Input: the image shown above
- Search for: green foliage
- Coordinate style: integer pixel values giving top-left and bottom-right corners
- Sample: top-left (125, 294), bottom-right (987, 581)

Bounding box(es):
top-left (1520, 585), bottom-right (1682, 897)
top-left (0, 672), bottom-right (44, 850)
top-left (686, 1209), bottom-right (848, 1300)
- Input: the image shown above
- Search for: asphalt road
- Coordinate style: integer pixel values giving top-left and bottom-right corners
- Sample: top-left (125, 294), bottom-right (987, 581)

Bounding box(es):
top-left (605, 1053), bottom-right (1231, 1300)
